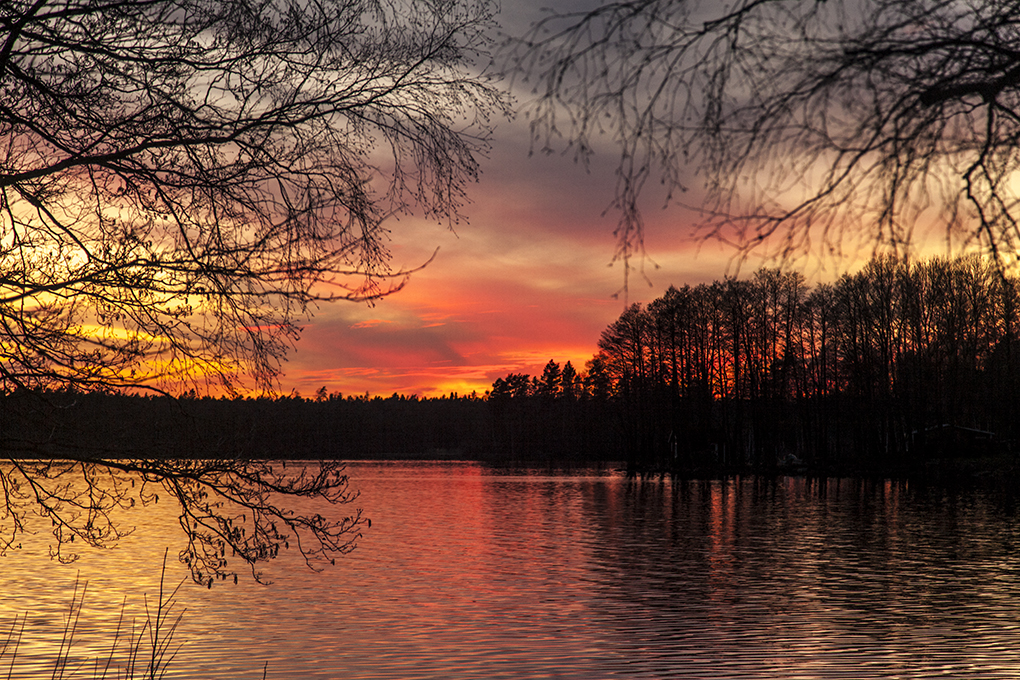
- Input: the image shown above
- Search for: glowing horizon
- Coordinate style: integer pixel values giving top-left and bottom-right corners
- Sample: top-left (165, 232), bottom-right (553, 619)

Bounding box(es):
top-left (262, 2), bottom-right (984, 401)
top-left (271, 127), bottom-right (969, 399)
top-left (274, 118), bottom-right (737, 398)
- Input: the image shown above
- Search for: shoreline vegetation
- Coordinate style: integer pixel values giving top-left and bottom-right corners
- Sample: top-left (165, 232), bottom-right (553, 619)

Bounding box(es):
top-left (3, 255), bottom-right (1019, 485)
top-left (0, 551), bottom-right (263, 680)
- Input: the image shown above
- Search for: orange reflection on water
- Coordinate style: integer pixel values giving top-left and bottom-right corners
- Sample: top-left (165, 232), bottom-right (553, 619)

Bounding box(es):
top-left (6, 464), bottom-right (1020, 679)
top-left (706, 478), bottom-right (736, 595)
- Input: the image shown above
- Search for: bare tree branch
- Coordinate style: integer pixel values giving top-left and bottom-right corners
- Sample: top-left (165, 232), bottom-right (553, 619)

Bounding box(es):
top-left (1, 0), bottom-right (508, 394)
top-left (509, 0), bottom-right (1020, 272)
top-left (0, 0), bottom-right (507, 585)
top-left (0, 455), bottom-right (362, 587)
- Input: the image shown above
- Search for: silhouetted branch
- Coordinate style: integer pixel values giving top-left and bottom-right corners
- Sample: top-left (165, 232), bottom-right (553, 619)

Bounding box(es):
top-left (509, 0), bottom-right (1020, 268)
top-left (1, 0), bottom-right (508, 394)
top-left (0, 457), bottom-right (361, 586)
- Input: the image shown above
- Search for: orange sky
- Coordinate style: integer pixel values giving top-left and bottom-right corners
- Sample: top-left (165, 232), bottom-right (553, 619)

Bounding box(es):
top-left (277, 106), bottom-right (742, 398)
top-left (271, 2), bottom-right (937, 399)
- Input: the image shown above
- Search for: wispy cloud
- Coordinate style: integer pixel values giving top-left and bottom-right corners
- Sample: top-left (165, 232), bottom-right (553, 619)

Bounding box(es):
top-left (349, 319), bottom-right (395, 330)
top-left (274, 51), bottom-right (741, 398)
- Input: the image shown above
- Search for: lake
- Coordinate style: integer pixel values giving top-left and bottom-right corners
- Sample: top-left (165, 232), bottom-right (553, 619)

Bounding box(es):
top-left (3, 461), bottom-right (1020, 678)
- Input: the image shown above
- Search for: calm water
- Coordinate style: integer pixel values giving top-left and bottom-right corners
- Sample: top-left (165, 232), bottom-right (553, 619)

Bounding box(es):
top-left (4, 461), bottom-right (1020, 678)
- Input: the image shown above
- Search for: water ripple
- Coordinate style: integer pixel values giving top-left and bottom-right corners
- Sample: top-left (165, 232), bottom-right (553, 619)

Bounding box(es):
top-left (4, 464), bottom-right (1020, 678)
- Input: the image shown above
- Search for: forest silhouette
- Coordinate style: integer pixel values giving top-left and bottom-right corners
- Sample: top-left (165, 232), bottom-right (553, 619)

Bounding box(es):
top-left (5, 254), bottom-right (1016, 479)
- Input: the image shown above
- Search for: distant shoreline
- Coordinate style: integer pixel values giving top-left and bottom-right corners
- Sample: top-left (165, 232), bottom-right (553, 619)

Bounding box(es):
top-left (2, 379), bottom-right (1017, 488)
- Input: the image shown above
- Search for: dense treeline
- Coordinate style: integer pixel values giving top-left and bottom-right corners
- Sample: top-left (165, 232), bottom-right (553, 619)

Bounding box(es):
top-left (487, 359), bottom-right (621, 460)
top-left (0, 390), bottom-right (494, 460)
top-left (586, 255), bottom-right (1020, 471)
top-left (3, 255), bottom-right (1016, 473)
top-left (0, 386), bottom-right (619, 461)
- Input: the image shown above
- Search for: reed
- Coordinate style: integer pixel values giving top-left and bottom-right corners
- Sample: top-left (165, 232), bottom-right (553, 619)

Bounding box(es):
top-left (0, 550), bottom-right (268, 680)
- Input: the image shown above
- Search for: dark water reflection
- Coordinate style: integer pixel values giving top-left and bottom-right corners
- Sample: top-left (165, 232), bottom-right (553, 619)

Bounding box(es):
top-left (584, 476), bottom-right (1020, 678)
top-left (4, 462), bottom-right (1020, 678)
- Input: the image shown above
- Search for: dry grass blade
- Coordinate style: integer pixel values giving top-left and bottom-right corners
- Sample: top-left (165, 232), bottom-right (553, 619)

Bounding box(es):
top-left (0, 549), bottom-right (266, 679)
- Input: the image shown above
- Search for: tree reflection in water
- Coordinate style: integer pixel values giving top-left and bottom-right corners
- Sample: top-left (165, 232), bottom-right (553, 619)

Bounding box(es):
top-left (0, 459), bottom-right (363, 587)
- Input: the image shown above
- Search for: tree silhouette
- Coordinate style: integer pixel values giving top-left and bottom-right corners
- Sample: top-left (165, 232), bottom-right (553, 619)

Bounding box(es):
top-left (587, 255), bottom-right (1019, 469)
top-left (535, 359), bottom-right (562, 398)
top-left (0, 0), bottom-right (505, 582)
top-left (0, 456), bottom-right (361, 587)
top-left (2, 0), bottom-right (506, 394)
top-left (511, 0), bottom-right (1020, 265)
top-left (560, 361), bottom-right (579, 400)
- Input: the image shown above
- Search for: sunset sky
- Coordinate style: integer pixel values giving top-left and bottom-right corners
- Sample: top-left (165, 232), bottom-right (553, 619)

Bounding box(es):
top-left (279, 94), bottom-right (742, 399)
top-left (273, 2), bottom-right (894, 399)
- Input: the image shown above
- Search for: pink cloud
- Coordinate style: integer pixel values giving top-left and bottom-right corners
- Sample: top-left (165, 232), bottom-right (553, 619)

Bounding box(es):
top-left (274, 81), bottom-right (741, 398)
top-left (349, 319), bottom-right (395, 330)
